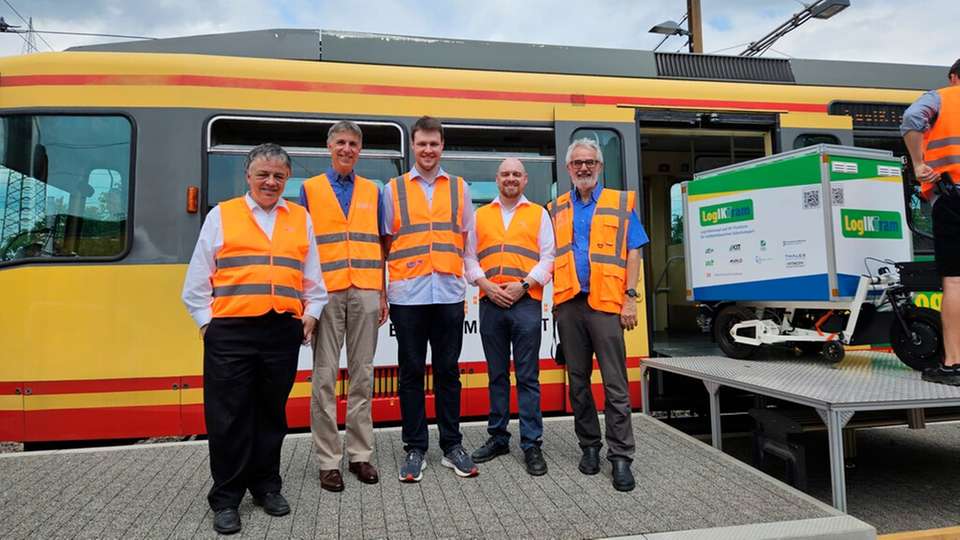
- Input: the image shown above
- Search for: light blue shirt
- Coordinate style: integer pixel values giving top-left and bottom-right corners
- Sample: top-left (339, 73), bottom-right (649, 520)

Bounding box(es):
top-left (900, 90), bottom-right (941, 136)
top-left (380, 166), bottom-right (475, 305)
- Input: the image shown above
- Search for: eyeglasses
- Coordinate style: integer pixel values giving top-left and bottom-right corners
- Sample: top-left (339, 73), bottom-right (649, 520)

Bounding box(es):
top-left (569, 159), bottom-right (599, 169)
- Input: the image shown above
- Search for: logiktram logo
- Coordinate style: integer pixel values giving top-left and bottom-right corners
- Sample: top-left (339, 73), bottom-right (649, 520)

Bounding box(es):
top-left (699, 199), bottom-right (754, 226)
top-left (840, 209), bottom-right (902, 239)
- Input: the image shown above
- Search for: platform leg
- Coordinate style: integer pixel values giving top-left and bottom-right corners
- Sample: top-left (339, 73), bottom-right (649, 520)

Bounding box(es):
top-left (641, 365), bottom-right (651, 415)
top-left (704, 381), bottom-right (722, 451)
top-left (817, 409), bottom-right (854, 512)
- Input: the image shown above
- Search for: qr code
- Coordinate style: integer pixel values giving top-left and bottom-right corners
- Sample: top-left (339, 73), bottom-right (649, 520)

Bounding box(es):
top-left (802, 188), bottom-right (820, 209)
top-left (832, 186), bottom-right (844, 205)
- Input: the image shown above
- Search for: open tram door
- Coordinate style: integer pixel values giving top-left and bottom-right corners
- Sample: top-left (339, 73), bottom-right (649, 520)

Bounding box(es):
top-left (553, 105), bottom-right (648, 409)
top-left (635, 109), bottom-right (777, 359)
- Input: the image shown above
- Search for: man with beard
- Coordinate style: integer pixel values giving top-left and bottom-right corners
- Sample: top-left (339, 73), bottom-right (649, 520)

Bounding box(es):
top-left (301, 121), bottom-right (388, 491)
top-left (381, 116), bottom-right (479, 481)
top-left (465, 158), bottom-right (555, 476)
top-left (548, 138), bottom-right (648, 492)
top-left (182, 143), bottom-right (327, 534)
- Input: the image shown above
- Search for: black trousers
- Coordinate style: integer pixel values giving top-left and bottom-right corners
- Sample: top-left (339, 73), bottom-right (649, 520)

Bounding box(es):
top-left (203, 311), bottom-right (301, 511)
top-left (390, 302), bottom-right (465, 453)
top-left (556, 294), bottom-right (635, 460)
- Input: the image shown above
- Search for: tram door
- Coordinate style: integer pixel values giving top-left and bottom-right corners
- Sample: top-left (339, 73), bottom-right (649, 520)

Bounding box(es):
top-left (636, 110), bottom-right (775, 357)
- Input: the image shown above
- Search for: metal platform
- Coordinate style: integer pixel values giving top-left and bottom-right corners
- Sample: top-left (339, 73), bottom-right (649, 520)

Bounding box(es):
top-left (0, 415), bottom-right (872, 539)
top-left (641, 352), bottom-right (960, 513)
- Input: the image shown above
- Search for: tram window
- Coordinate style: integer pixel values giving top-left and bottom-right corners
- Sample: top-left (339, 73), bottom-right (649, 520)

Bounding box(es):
top-left (669, 183), bottom-right (684, 245)
top-left (794, 133), bottom-right (840, 149)
top-left (571, 128), bottom-right (623, 190)
top-left (0, 115), bottom-right (131, 264)
top-left (441, 126), bottom-right (556, 207)
top-left (206, 117), bottom-right (404, 209)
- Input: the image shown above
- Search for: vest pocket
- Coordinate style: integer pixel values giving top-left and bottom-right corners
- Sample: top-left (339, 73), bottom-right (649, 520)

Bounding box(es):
top-left (554, 257), bottom-right (575, 296)
top-left (600, 265), bottom-right (626, 308)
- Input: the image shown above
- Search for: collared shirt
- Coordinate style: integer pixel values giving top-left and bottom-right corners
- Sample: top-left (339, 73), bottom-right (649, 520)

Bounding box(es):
top-left (901, 90), bottom-right (941, 136)
top-left (571, 185), bottom-right (649, 293)
top-left (299, 166), bottom-right (359, 218)
top-left (464, 194), bottom-right (555, 286)
top-left (181, 193), bottom-right (328, 327)
top-left (380, 166), bottom-right (476, 305)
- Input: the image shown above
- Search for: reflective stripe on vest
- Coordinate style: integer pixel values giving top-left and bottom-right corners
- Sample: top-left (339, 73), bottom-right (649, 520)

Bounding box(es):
top-left (303, 173), bottom-right (383, 291)
top-left (387, 172), bottom-right (465, 281)
top-left (548, 188), bottom-right (635, 314)
top-left (475, 201), bottom-right (544, 301)
top-left (211, 197), bottom-right (309, 318)
top-left (922, 86), bottom-right (960, 199)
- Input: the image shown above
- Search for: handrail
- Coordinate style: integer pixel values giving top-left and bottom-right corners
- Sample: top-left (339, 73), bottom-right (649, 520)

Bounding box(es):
top-left (651, 255), bottom-right (685, 331)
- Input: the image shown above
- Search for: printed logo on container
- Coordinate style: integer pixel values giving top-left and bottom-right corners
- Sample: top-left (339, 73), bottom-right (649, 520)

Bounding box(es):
top-left (699, 199), bottom-right (754, 227)
top-left (840, 209), bottom-right (902, 239)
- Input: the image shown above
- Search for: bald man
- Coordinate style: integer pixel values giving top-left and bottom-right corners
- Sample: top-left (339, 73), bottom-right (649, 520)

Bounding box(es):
top-left (464, 158), bottom-right (555, 476)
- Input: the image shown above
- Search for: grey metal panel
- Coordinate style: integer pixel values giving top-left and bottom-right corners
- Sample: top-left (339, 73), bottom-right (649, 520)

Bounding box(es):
top-left (644, 354), bottom-right (960, 410)
top-left (321, 30), bottom-right (660, 78)
top-left (68, 29), bottom-right (321, 61)
top-left (791, 58), bottom-right (947, 91)
top-left (656, 52), bottom-right (795, 83)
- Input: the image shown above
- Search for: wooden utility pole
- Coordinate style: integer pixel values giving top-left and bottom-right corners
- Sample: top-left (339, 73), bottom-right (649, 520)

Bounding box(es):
top-left (687, 0), bottom-right (704, 53)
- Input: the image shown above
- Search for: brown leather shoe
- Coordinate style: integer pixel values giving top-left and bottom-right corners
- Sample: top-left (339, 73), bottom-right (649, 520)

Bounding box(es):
top-left (348, 461), bottom-right (380, 484)
top-left (319, 469), bottom-right (344, 492)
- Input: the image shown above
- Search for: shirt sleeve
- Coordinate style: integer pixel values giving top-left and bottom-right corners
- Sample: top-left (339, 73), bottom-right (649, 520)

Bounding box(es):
top-left (900, 90), bottom-right (941, 136)
top-left (301, 214), bottom-right (329, 320)
top-left (527, 206), bottom-right (556, 286)
top-left (626, 209), bottom-right (650, 250)
top-left (380, 182), bottom-right (394, 237)
top-left (181, 207), bottom-right (221, 327)
top-left (461, 180), bottom-right (476, 233)
top-left (299, 184), bottom-right (309, 211)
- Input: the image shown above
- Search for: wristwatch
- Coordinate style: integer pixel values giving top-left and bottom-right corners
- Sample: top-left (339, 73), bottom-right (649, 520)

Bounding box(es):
top-left (522, 281), bottom-right (531, 291)
top-left (625, 288), bottom-right (638, 298)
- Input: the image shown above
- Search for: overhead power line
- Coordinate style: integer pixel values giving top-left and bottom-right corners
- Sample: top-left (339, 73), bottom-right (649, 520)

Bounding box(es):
top-left (3, 0), bottom-right (54, 51)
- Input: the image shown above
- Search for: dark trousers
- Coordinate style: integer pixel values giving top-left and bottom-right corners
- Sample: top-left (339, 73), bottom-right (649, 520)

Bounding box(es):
top-left (390, 302), bottom-right (465, 453)
top-left (556, 295), bottom-right (635, 460)
top-left (203, 311), bottom-right (301, 511)
top-left (479, 296), bottom-right (544, 450)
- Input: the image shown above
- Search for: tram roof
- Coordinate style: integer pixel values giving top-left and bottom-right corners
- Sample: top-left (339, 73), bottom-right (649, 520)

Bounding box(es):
top-left (66, 28), bottom-right (947, 91)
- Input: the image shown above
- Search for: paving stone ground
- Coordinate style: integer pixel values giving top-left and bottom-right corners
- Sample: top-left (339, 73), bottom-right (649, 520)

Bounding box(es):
top-left (0, 414), bottom-right (843, 539)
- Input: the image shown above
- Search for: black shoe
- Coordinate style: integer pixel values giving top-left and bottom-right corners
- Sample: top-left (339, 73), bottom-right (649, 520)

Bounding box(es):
top-left (578, 446), bottom-right (600, 475)
top-left (610, 458), bottom-right (635, 492)
top-left (252, 492), bottom-right (290, 517)
top-left (471, 438), bottom-right (510, 463)
top-left (213, 508), bottom-right (241, 535)
top-left (524, 447), bottom-right (548, 476)
top-left (922, 364), bottom-right (960, 386)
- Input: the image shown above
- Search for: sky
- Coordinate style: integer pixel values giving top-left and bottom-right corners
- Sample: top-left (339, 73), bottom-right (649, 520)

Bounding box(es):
top-left (1, 0), bottom-right (957, 68)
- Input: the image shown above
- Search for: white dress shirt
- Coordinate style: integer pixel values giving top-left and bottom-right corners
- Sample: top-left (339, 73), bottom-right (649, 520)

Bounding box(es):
top-left (464, 195), bottom-right (555, 286)
top-left (181, 194), bottom-right (328, 327)
top-left (380, 166), bottom-right (476, 305)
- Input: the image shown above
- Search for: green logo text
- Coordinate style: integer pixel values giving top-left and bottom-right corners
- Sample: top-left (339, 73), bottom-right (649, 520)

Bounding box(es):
top-left (699, 199), bottom-right (754, 227)
top-left (840, 209), bottom-right (902, 239)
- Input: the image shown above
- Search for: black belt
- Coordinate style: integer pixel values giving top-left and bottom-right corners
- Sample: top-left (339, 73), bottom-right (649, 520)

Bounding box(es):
top-left (935, 172), bottom-right (959, 198)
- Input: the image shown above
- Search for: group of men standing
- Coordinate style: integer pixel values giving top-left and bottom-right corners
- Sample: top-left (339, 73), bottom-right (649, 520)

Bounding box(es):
top-left (182, 116), bottom-right (648, 534)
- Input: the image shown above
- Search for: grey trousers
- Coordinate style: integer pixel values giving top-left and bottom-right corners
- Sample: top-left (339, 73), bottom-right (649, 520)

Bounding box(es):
top-left (556, 294), bottom-right (635, 460)
top-left (311, 288), bottom-right (379, 469)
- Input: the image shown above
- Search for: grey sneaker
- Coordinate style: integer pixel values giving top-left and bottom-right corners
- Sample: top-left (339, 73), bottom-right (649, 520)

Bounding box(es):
top-left (398, 449), bottom-right (426, 483)
top-left (441, 445), bottom-right (479, 478)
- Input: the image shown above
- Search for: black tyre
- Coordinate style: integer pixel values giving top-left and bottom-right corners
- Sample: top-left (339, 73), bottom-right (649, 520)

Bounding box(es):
top-left (890, 306), bottom-right (943, 371)
top-left (714, 305), bottom-right (759, 359)
top-left (821, 340), bottom-right (845, 363)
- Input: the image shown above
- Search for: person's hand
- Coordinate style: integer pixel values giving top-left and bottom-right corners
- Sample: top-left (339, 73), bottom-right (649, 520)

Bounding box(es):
top-left (620, 296), bottom-right (638, 330)
top-left (302, 315), bottom-right (317, 344)
top-left (480, 279), bottom-right (513, 308)
top-left (200, 325), bottom-right (208, 339)
top-left (501, 281), bottom-right (526, 302)
top-left (378, 291), bottom-right (389, 326)
top-left (915, 162), bottom-right (938, 184)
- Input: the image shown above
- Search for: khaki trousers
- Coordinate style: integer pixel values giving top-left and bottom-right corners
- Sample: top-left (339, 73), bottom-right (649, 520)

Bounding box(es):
top-left (311, 287), bottom-right (379, 469)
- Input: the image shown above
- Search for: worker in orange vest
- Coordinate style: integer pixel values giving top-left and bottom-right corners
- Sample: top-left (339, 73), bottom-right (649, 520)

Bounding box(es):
top-left (465, 158), bottom-right (555, 476)
top-left (548, 138), bottom-right (648, 492)
top-left (902, 58), bottom-right (960, 385)
top-left (381, 116), bottom-right (479, 482)
top-left (300, 121), bottom-right (388, 492)
top-left (182, 143), bottom-right (328, 534)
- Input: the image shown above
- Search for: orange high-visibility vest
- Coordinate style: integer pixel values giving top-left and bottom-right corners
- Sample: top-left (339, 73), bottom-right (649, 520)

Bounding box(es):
top-left (387, 172), bottom-right (465, 281)
top-left (548, 188), bottom-right (636, 314)
top-left (921, 85), bottom-right (960, 199)
top-left (475, 201), bottom-right (544, 301)
top-left (211, 197), bottom-right (309, 318)
top-left (302, 173), bottom-right (383, 292)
